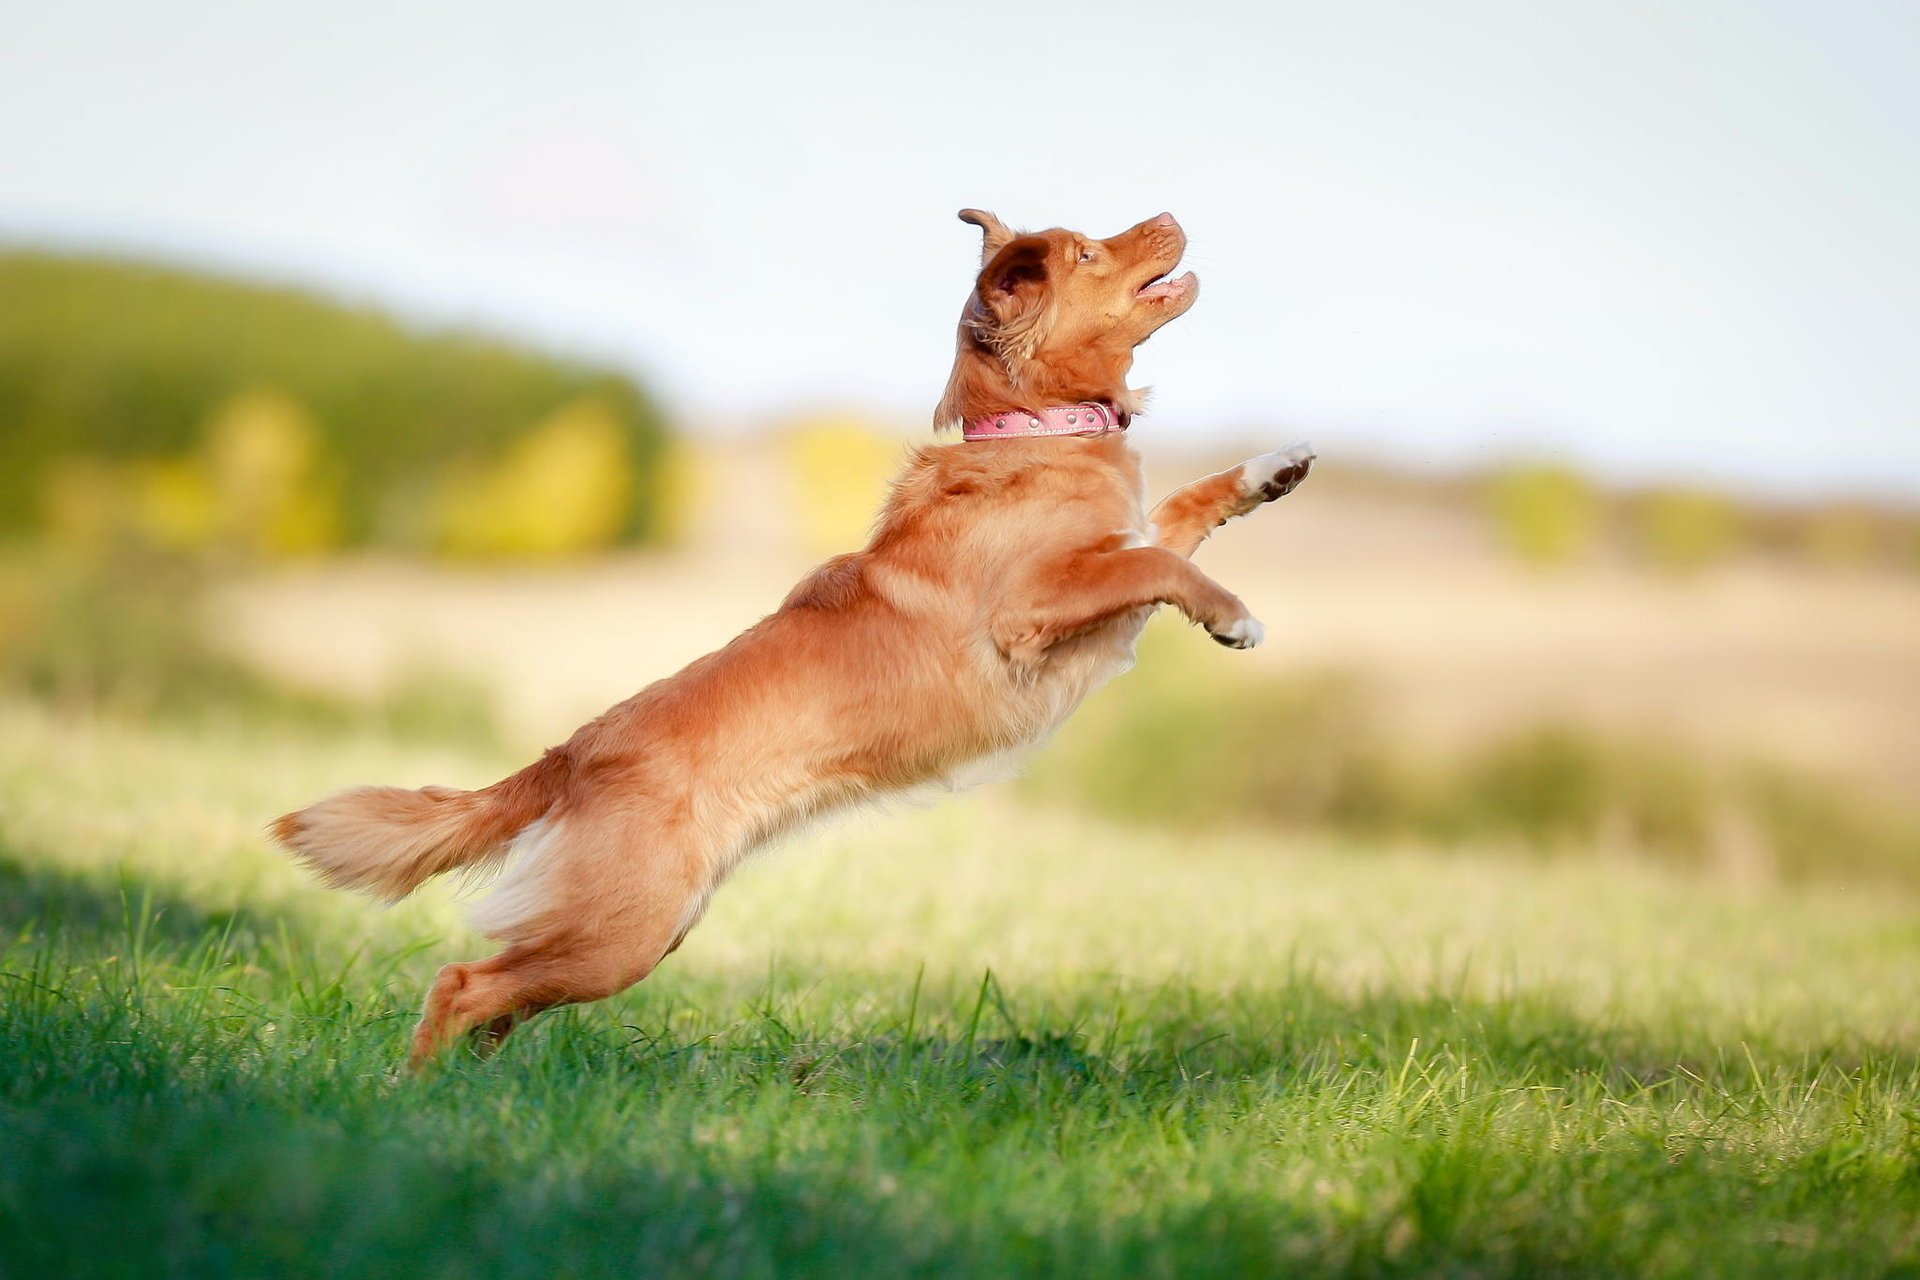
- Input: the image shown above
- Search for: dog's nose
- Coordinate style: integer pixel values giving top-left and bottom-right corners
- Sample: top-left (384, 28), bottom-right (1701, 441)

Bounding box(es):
top-left (1151, 212), bottom-right (1177, 229)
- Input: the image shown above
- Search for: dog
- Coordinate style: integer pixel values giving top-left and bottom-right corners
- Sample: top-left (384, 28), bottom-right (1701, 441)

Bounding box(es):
top-left (272, 209), bottom-right (1314, 1067)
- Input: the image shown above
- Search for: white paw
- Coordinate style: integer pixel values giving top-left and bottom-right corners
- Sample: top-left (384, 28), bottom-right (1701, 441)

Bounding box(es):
top-left (1239, 442), bottom-right (1316, 503)
top-left (1210, 616), bottom-right (1266, 649)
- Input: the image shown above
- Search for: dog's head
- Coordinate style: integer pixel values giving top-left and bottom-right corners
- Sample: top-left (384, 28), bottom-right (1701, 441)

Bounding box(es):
top-left (935, 209), bottom-right (1198, 432)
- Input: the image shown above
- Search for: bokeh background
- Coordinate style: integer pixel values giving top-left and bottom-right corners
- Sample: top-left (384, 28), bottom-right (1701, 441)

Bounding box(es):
top-left (5, 5), bottom-right (1920, 1272)
top-left (4, 0), bottom-right (1919, 886)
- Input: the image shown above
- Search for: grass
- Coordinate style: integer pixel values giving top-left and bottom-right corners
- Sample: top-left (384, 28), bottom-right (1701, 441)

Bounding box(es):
top-left (3, 701), bottom-right (1919, 1277)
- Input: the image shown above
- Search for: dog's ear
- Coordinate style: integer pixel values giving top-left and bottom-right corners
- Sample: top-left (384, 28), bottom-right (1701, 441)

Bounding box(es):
top-left (958, 208), bottom-right (1014, 262)
top-left (975, 235), bottom-right (1051, 326)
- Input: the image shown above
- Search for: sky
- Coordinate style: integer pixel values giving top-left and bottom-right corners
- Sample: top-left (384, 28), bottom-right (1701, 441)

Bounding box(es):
top-left (2, 0), bottom-right (1916, 497)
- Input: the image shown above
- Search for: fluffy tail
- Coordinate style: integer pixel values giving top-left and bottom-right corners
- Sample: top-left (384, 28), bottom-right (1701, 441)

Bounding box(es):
top-left (271, 752), bottom-right (567, 903)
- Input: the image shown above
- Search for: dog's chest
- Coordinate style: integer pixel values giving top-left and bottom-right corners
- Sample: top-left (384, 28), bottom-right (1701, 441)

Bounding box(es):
top-left (1010, 515), bottom-right (1159, 741)
top-left (950, 445), bottom-right (1157, 746)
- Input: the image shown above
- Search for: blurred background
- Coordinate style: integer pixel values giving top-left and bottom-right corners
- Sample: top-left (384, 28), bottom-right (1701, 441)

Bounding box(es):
top-left (3, 0), bottom-right (1917, 889)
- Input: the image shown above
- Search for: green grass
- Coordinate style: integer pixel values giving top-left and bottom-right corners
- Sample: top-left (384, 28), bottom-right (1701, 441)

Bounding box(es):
top-left (2, 702), bottom-right (1918, 1278)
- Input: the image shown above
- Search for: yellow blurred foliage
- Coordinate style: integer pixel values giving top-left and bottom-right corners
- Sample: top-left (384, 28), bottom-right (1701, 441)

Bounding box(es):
top-left (1484, 465), bottom-right (1601, 568)
top-left (42, 459), bottom-right (130, 553)
top-left (40, 388), bottom-right (338, 558)
top-left (1631, 489), bottom-right (1744, 574)
top-left (781, 415), bottom-right (901, 554)
top-left (436, 397), bottom-right (634, 560)
top-left (134, 459), bottom-right (219, 551)
top-left (203, 388), bottom-right (338, 555)
top-left (648, 435), bottom-right (708, 548)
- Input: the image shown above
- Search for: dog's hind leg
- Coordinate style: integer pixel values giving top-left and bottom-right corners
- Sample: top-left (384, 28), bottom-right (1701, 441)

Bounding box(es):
top-left (409, 818), bottom-right (716, 1069)
top-left (409, 906), bottom-right (696, 1068)
top-left (411, 951), bottom-right (559, 1067)
top-left (468, 921), bottom-right (710, 1059)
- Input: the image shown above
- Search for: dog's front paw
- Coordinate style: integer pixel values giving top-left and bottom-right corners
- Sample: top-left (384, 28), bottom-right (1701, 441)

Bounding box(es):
top-left (1209, 615), bottom-right (1266, 649)
top-left (1239, 442), bottom-right (1315, 505)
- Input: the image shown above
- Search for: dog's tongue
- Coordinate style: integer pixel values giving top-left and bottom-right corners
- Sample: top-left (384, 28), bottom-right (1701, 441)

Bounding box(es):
top-left (1137, 270), bottom-right (1197, 301)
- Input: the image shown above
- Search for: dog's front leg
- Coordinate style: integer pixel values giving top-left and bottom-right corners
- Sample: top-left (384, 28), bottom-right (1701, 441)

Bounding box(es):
top-left (1151, 443), bottom-right (1314, 558)
top-left (992, 544), bottom-right (1262, 662)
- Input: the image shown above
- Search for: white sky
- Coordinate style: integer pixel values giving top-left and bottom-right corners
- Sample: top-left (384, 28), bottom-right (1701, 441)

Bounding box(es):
top-left (2, 1), bottom-right (1916, 496)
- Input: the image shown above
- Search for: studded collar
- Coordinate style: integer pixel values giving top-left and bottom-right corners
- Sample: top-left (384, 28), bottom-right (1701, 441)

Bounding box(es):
top-left (962, 402), bottom-right (1126, 442)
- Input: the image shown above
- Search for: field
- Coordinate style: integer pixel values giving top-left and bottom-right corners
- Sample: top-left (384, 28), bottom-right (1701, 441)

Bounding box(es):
top-left (213, 449), bottom-right (1920, 797)
top-left (9, 218), bottom-right (1920, 1278)
top-left (5, 699), bottom-right (1919, 1278)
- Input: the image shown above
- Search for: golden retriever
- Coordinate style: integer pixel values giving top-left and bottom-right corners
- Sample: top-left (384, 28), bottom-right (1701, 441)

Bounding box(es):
top-left (272, 209), bottom-right (1313, 1066)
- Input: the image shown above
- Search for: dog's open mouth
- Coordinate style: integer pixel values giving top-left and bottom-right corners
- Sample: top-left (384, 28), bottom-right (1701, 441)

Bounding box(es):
top-left (1136, 268), bottom-right (1197, 302)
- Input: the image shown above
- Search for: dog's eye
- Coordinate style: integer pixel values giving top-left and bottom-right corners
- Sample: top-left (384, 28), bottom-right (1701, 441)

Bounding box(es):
top-left (1078, 249), bottom-right (1096, 263)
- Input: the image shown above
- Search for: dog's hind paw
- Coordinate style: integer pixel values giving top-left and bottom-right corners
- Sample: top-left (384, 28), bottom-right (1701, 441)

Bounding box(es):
top-left (1209, 616), bottom-right (1266, 649)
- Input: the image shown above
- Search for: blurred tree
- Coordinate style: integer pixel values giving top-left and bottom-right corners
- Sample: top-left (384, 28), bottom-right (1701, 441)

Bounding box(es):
top-left (645, 435), bottom-right (706, 549)
top-left (132, 458), bottom-right (217, 551)
top-left (42, 459), bottom-right (134, 554)
top-left (0, 252), bottom-right (670, 552)
top-left (436, 396), bottom-right (634, 559)
top-left (202, 388), bottom-right (337, 555)
top-left (1629, 488), bottom-right (1744, 574)
top-left (781, 415), bottom-right (901, 554)
top-left (1483, 464), bottom-right (1601, 568)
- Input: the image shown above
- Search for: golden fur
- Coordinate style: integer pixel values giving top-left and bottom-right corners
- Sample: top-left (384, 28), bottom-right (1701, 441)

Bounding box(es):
top-left (272, 209), bottom-right (1313, 1067)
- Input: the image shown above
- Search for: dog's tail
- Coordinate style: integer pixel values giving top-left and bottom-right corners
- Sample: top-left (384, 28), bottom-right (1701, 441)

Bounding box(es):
top-left (270, 751), bottom-right (568, 903)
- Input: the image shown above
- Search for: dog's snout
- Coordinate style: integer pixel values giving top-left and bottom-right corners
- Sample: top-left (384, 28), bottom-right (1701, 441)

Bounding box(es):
top-left (1136, 212), bottom-right (1185, 248)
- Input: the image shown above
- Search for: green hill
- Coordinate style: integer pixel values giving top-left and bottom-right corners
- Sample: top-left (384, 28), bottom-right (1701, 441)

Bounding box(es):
top-left (0, 251), bottom-right (671, 555)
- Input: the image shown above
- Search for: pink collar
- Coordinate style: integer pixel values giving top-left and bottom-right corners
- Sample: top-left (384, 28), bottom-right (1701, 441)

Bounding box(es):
top-left (963, 402), bottom-right (1125, 442)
